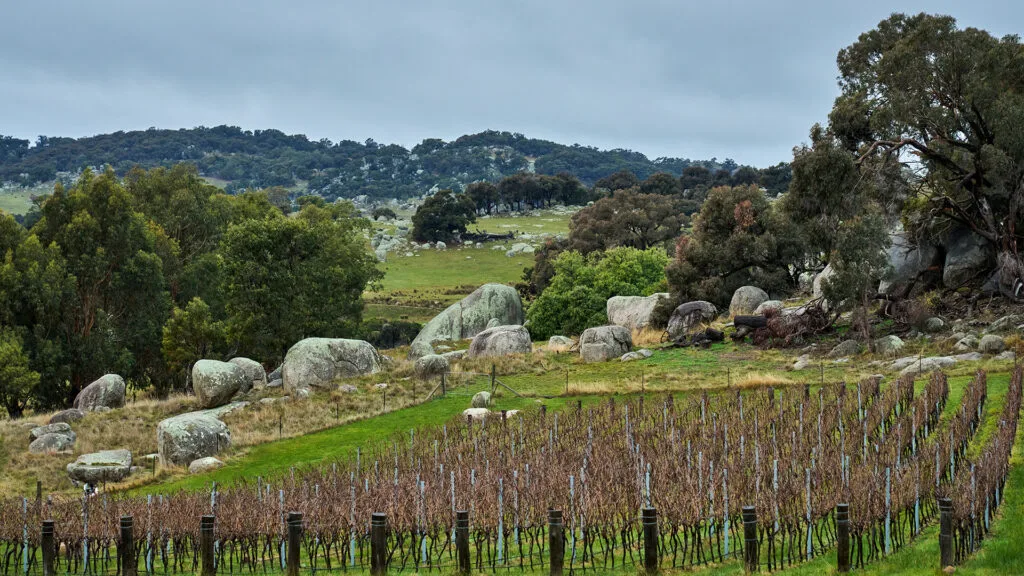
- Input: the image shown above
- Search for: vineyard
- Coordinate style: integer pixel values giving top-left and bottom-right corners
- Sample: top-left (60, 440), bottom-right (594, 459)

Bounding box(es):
top-left (0, 367), bottom-right (1020, 575)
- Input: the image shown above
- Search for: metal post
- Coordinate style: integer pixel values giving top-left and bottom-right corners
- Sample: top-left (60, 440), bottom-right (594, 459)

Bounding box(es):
top-left (549, 509), bottom-right (564, 576)
top-left (121, 516), bottom-right (136, 576)
top-left (287, 512), bottom-right (302, 576)
top-left (939, 498), bottom-right (953, 569)
top-left (41, 520), bottom-right (55, 576)
top-left (642, 507), bottom-right (658, 574)
top-left (456, 510), bottom-right (470, 575)
top-left (742, 506), bottom-right (757, 573)
top-left (200, 515), bottom-right (215, 576)
top-left (371, 512), bottom-right (387, 575)
top-left (836, 503), bottom-right (850, 573)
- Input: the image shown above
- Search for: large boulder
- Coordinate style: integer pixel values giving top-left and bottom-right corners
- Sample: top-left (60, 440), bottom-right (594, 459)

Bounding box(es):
top-left (192, 360), bottom-right (247, 409)
top-left (467, 325), bottom-right (532, 358)
top-left (606, 293), bottom-right (670, 331)
top-left (754, 300), bottom-right (784, 315)
top-left (729, 286), bottom-right (769, 316)
top-left (282, 338), bottom-right (383, 392)
top-left (29, 433), bottom-right (75, 454)
top-left (879, 232), bottom-right (942, 297)
top-left (979, 335), bottom-right (1006, 354)
top-left (943, 228), bottom-right (992, 288)
top-left (228, 358), bottom-right (267, 390)
top-left (409, 284), bottom-right (524, 358)
top-left (579, 325), bottom-right (633, 363)
top-left (49, 409), bottom-right (85, 425)
top-left (414, 354), bottom-right (449, 379)
top-left (30, 423), bottom-right (73, 442)
top-left (667, 301), bottom-right (718, 339)
top-left (66, 450), bottom-right (132, 484)
top-left (73, 374), bottom-right (126, 412)
top-left (812, 265), bottom-right (835, 299)
top-left (188, 457), bottom-right (225, 474)
top-left (157, 412), bottom-right (232, 466)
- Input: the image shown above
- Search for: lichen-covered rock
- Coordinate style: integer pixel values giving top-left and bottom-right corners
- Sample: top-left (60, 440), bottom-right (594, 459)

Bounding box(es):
top-left (73, 374), bottom-right (125, 412)
top-left (192, 360), bottom-right (247, 408)
top-left (729, 286), bottom-right (769, 316)
top-left (943, 228), bottom-right (992, 288)
top-left (49, 409), bottom-right (85, 425)
top-left (471, 391), bottom-right (491, 408)
top-left (898, 356), bottom-right (958, 377)
top-left (467, 325), bottom-right (532, 358)
top-left (606, 293), bottom-right (670, 331)
top-left (282, 338), bottom-right (383, 392)
top-left (29, 433), bottom-right (75, 454)
top-left (985, 315), bottom-right (1024, 334)
top-left (620, 349), bottom-right (653, 362)
top-left (156, 412), bottom-right (231, 466)
top-left (874, 335), bottom-right (905, 356)
top-left (827, 340), bottom-right (861, 359)
top-left (66, 450), bottom-right (132, 484)
top-left (229, 357), bottom-right (267, 390)
top-left (29, 423), bottom-right (73, 442)
top-left (753, 300), bottom-right (784, 315)
top-left (441, 350), bottom-right (466, 362)
top-left (414, 354), bottom-right (449, 379)
top-left (793, 355), bottom-right (812, 370)
top-left (879, 232), bottom-right (942, 297)
top-left (954, 335), bottom-right (979, 352)
top-left (579, 326), bottom-right (633, 363)
top-left (188, 457), bottom-right (225, 474)
top-left (409, 284), bottom-right (524, 358)
top-left (812, 265), bottom-right (835, 299)
top-left (923, 317), bottom-right (945, 333)
top-left (667, 301), bottom-right (718, 339)
top-left (547, 336), bottom-right (573, 352)
top-left (979, 335), bottom-right (1005, 354)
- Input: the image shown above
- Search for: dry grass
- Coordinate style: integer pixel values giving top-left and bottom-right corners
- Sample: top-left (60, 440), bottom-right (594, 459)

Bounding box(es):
top-left (734, 372), bottom-right (796, 388)
top-left (632, 327), bottom-right (667, 347)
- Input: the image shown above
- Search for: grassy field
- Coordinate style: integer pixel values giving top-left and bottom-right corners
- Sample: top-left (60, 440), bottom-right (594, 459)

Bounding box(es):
top-left (0, 186), bottom-right (42, 215)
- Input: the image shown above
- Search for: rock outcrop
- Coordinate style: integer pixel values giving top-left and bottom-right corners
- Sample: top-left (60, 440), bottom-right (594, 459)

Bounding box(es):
top-left (414, 354), bottom-right (449, 379)
top-left (606, 293), bottom-right (670, 331)
top-left (66, 450), bottom-right (132, 484)
top-left (879, 232), bottom-right (942, 297)
top-left (49, 409), bottom-right (85, 425)
top-left (666, 301), bottom-right (717, 339)
top-left (73, 374), bottom-right (126, 412)
top-left (579, 325), bottom-right (633, 363)
top-left (409, 284), bottom-right (524, 358)
top-left (467, 325), bottom-right (532, 358)
top-left (729, 286), bottom-right (769, 316)
top-left (156, 412), bottom-right (231, 466)
top-left (282, 338), bottom-right (383, 392)
top-left (943, 228), bottom-right (992, 288)
top-left (192, 360), bottom-right (247, 409)
top-left (29, 433), bottom-right (75, 454)
top-left (229, 357), bottom-right (267, 390)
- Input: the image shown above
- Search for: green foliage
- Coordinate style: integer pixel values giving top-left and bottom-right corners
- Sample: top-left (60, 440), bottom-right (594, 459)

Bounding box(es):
top-left (371, 206), bottom-right (397, 221)
top-left (0, 329), bottom-right (40, 418)
top-left (221, 203), bottom-right (382, 364)
top-left (569, 189), bottom-right (686, 253)
top-left (665, 185), bottom-right (805, 309)
top-left (411, 189), bottom-right (477, 243)
top-left (160, 297), bottom-right (226, 396)
top-left (821, 211), bottom-right (892, 341)
top-left (526, 247), bottom-right (668, 339)
top-left (359, 319), bottom-right (421, 349)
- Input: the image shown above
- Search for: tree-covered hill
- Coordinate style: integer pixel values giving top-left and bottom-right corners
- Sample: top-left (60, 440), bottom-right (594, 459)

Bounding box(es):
top-left (0, 127), bottom-right (758, 200)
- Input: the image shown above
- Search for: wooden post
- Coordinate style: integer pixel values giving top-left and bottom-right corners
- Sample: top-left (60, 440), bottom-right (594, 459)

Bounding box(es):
top-left (836, 503), bottom-right (850, 573)
top-left (642, 507), bottom-right (658, 574)
top-left (371, 512), bottom-right (387, 575)
top-left (743, 506), bottom-right (757, 573)
top-left (456, 510), bottom-right (470, 575)
top-left (939, 498), bottom-right (953, 569)
top-left (41, 520), bottom-right (55, 576)
top-left (287, 512), bottom-right (302, 576)
top-left (549, 509), bottom-right (564, 576)
top-left (491, 364), bottom-right (497, 395)
top-left (441, 372), bottom-right (447, 397)
top-left (121, 516), bottom-right (136, 576)
top-left (200, 515), bottom-right (215, 576)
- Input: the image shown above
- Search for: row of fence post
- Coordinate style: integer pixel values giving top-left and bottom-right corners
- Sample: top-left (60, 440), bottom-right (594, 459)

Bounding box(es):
top-left (31, 498), bottom-right (960, 575)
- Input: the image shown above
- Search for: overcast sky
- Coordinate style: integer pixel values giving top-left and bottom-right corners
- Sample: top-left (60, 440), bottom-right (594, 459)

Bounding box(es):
top-left (1, 1), bottom-right (1019, 167)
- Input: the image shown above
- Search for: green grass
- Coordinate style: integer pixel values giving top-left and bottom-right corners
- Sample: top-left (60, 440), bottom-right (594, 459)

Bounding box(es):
top-left (0, 187), bottom-right (40, 215)
top-left (472, 209), bottom-right (573, 236)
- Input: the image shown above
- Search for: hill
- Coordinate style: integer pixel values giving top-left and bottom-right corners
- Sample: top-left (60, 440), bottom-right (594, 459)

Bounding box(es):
top-left (0, 128), bottom-right (749, 201)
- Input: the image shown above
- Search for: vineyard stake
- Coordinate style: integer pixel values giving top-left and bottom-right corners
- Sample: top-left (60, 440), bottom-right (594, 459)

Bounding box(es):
top-left (742, 506), bottom-right (757, 573)
top-left (456, 510), bottom-right (471, 575)
top-left (441, 371), bottom-right (446, 397)
top-left (491, 363), bottom-right (497, 395)
top-left (200, 515), bottom-right (215, 576)
top-left (836, 503), bottom-right (850, 573)
top-left (121, 516), bottom-right (136, 576)
top-left (41, 520), bottom-right (55, 576)
top-left (939, 497), bottom-right (953, 568)
top-left (287, 512), bottom-right (303, 576)
top-left (371, 512), bottom-right (388, 576)
top-left (549, 509), bottom-right (564, 576)
top-left (642, 507), bottom-right (658, 575)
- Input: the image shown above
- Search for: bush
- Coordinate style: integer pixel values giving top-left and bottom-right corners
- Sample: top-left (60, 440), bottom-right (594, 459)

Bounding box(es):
top-left (360, 319), bottom-right (422, 350)
top-left (411, 189), bottom-right (476, 242)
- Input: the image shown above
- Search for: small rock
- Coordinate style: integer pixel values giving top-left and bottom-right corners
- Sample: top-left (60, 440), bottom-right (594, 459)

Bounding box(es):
top-left (753, 300), bottom-right (784, 315)
top-left (995, 350), bottom-right (1016, 361)
top-left (951, 352), bottom-right (983, 362)
top-left (66, 450), bottom-right (132, 483)
top-left (259, 397), bottom-right (278, 405)
top-left (827, 340), bottom-right (861, 359)
top-left (373, 383), bottom-right (388, 390)
top-left (414, 354), bottom-right (449, 379)
top-left (620, 349), bottom-right (653, 362)
top-left (472, 391), bottom-right (492, 408)
top-left (294, 388), bottom-right (311, 400)
top-left (923, 317), bottom-right (945, 333)
top-left (29, 433), bottom-right (75, 454)
top-left (954, 335), bottom-right (979, 352)
top-left (899, 356), bottom-right (958, 376)
top-left (874, 335), bottom-right (905, 356)
top-left (793, 355), bottom-right (812, 371)
top-left (189, 457), bottom-right (225, 474)
top-left (985, 314), bottom-right (1024, 334)
top-left (547, 336), bottom-right (574, 352)
top-left (978, 335), bottom-right (1005, 354)
top-left (267, 378), bottom-right (283, 388)
top-left (29, 423), bottom-right (73, 442)
top-left (49, 409), bottom-right (85, 425)
top-left (339, 384), bottom-right (358, 393)
top-left (441, 350), bottom-right (466, 362)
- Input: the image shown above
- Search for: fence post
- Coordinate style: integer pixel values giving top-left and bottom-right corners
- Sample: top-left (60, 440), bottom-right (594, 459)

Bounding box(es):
top-left (456, 510), bottom-right (470, 575)
top-left (836, 503), bottom-right (850, 573)
top-left (121, 516), bottom-right (136, 576)
top-left (287, 512), bottom-right (302, 576)
top-left (549, 509), bottom-right (564, 576)
top-left (200, 515), bottom-right (215, 576)
top-left (939, 498), bottom-right (953, 569)
top-left (41, 520), bottom-right (55, 576)
top-left (742, 506), bottom-right (757, 573)
top-left (441, 372), bottom-right (447, 397)
top-left (491, 364), bottom-right (497, 394)
top-left (371, 512), bottom-right (388, 576)
top-left (642, 507), bottom-right (658, 574)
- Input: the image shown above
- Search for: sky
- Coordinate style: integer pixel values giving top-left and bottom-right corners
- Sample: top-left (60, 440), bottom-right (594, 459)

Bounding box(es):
top-left (1, 1), bottom-right (1020, 167)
